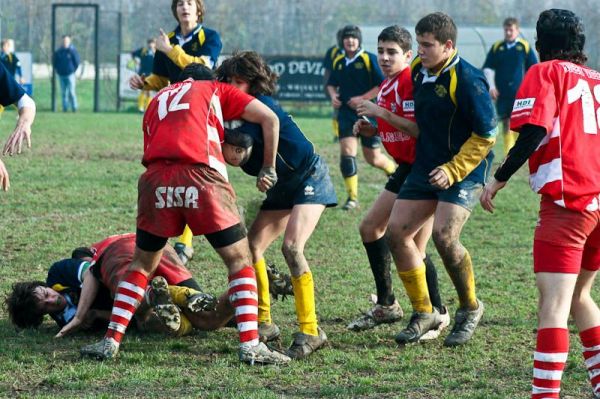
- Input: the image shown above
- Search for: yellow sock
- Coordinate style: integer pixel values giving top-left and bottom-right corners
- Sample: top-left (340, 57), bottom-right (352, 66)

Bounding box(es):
top-left (175, 314), bottom-right (193, 336)
top-left (503, 130), bottom-right (517, 156)
top-left (398, 263), bottom-right (432, 313)
top-left (168, 285), bottom-right (200, 307)
top-left (253, 258), bottom-right (271, 324)
top-left (292, 272), bottom-right (318, 336)
top-left (332, 118), bottom-right (339, 138)
top-left (137, 93), bottom-right (146, 111)
top-left (383, 159), bottom-right (396, 176)
top-left (177, 226), bottom-right (193, 248)
top-left (344, 175), bottom-right (358, 201)
top-left (144, 92), bottom-right (152, 110)
top-left (445, 251), bottom-right (478, 310)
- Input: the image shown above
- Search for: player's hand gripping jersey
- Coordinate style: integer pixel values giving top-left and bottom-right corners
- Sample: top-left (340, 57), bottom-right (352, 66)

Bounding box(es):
top-left (376, 67), bottom-right (416, 164)
top-left (142, 80), bottom-right (254, 175)
top-left (511, 60), bottom-right (600, 211)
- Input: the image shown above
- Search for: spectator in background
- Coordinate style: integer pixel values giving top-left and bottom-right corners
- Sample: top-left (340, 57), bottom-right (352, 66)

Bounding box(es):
top-left (131, 38), bottom-right (157, 112)
top-left (1, 39), bottom-right (23, 84)
top-left (482, 17), bottom-right (537, 155)
top-left (53, 35), bottom-right (80, 112)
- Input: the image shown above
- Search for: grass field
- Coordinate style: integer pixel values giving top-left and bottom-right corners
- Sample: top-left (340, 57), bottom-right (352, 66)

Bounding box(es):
top-left (0, 109), bottom-right (594, 399)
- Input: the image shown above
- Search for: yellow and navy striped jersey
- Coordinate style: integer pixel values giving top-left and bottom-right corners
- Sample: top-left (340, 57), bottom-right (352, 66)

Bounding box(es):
top-left (323, 45), bottom-right (343, 72)
top-left (153, 24), bottom-right (222, 84)
top-left (482, 38), bottom-right (538, 98)
top-left (131, 46), bottom-right (155, 76)
top-left (327, 49), bottom-right (383, 106)
top-left (411, 51), bottom-right (498, 184)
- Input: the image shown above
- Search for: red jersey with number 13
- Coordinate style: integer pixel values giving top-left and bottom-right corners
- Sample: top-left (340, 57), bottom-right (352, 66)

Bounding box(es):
top-left (511, 60), bottom-right (600, 211)
top-left (376, 66), bottom-right (416, 164)
top-left (142, 80), bottom-right (254, 179)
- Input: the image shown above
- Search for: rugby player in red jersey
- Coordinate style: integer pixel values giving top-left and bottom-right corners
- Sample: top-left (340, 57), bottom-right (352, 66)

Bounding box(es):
top-left (481, 9), bottom-right (600, 398)
top-left (348, 26), bottom-right (449, 338)
top-left (79, 64), bottom-right (290, 365)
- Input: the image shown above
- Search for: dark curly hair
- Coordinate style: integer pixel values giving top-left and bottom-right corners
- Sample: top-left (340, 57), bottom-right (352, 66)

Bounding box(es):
top-left (216, 51), bottom-right (278, 96)
top-left (536, 9), bottom-right (587, 64)
top-left (176, 63), bottom-right (215, 83)
top-left (5, 281), bottom-right (46, 329)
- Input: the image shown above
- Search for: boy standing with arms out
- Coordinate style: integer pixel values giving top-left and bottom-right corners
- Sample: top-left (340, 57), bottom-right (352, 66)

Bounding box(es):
top-left (348, 26), bottom-right (448, 339)
top-left (387, 13), bottom-right (497, 346)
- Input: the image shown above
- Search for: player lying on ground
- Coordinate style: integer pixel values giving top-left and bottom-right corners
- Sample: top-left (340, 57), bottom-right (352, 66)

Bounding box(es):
top-left (5, 233), bottom-right (222, 336)
top-left (217, 51), bottom-right (337, 359)
top-left (480, 9), bottom-right (600, 399)
top-left (348, 25), bottom-right (449, 338)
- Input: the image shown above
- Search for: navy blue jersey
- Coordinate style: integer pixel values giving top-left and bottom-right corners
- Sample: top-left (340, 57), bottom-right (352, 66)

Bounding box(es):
top-left (0, 51), bottom-right (22, 78)
top-left (0, 62), bottom-right (24, 106)
top-left (131, 46), bottom-right (155, 76)
top-left (483, 38), bottom-right (537, 100)
top-left (153, 24), bottom-right (222, 82)
top-left (238, 95), bottom-right (315, 178)
top-left (327, 50), bottom-right (383, 107)
top-left (46, 258), bottom-right (112, 327)
top-left (411, 52), bottom-right (497, 183)
top-left (323, 45), bottom-right (343, 72)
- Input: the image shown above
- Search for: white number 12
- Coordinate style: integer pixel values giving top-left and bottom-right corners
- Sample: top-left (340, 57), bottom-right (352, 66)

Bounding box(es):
top-left (157, 82), bottom-right (191, 120)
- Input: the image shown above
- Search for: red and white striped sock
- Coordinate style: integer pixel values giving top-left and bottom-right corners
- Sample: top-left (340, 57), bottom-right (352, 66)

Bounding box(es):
top-left (228, 266), bottom-right (259, 349)
top-left (580, 326), bottom-right (600, 397)
top-left (532, 328), bottom-right (569, 399)
top-left (105, 271), bottom-right (148, 345)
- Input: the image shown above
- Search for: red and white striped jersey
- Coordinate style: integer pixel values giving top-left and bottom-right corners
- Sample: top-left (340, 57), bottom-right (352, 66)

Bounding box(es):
top-left (142, 80), bottom-right (254, 180)
top-left (511, 60), bottom-right (600, 211)
top-left (376, 67), bottom-right (416, 165)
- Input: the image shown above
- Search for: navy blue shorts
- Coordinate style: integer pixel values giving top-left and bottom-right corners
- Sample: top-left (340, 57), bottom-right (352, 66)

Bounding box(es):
top-left (261, 155), bottom-right (338, 211)
top-left (397, 170), bottom-right (483, 211)
top-left (384, 162), bottom-right (412, 194)
top-left (496, 94), bottom-right (516, 120)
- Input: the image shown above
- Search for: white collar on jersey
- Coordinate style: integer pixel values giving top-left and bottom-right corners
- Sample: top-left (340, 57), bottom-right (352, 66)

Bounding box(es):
top-left (344, 48), bottom-right (365, 66)
top-left (420, 53), bottom-right (460, 83)
top-left (175, 24), bottom-right (203, 46)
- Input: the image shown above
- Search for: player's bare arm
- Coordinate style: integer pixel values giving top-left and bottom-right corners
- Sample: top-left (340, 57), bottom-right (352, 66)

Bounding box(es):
top-left (4, 94), bottom-right (35, 156)
top-left (356, 99), bottom-right (419, 138)
top-left (0, 159), bottom-right (9, 191)
top-left (326, 85), bottom-right (341, 109)
top-left (55, 269), bottom-right (100, 338)
top-left (352, 119), bottom-right (377, 137)
top-left (347, 86), bottom-right (380, 109)
top-left (239, 99), bottom-right (280, 192)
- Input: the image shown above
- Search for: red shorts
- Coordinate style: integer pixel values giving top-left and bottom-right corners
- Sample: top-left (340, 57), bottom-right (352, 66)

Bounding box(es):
top-left (137, 163), bottom-right (241, 238)
top-left (534, 196), bottom-right (600, 274)
top-left (97, 236), bottom-right (193, 295)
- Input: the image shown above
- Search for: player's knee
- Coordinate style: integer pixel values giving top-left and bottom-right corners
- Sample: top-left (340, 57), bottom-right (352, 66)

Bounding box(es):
top-left (359, 217), bottom-right (381, 241)
top-left (340, 155), bottom-right (357, 177)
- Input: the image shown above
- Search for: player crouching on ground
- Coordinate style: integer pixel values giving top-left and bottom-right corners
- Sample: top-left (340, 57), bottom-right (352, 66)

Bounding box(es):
top-left (216, 51), bottom-right (337, 359)
top-left (5, 234), bottom-right (222, 336)
top-left (348, 25), bottom-right (449, 338)
top-left (480, 9), bottom-right (600, 399)
top-left (79, 63), bottom-right (290, 365)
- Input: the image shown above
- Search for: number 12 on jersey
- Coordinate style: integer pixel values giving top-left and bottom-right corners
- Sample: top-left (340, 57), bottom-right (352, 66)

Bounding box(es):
top-left (156, 82), bottom-right (192, 120)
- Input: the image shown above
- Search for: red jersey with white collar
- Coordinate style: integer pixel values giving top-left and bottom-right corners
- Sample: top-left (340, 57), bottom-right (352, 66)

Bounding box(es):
top-left (511, 60), bottom-right (600, 211)
top-left (376, 66), bottom-right (416, 164)
top-left (142, 80), bottom-right (254, 180)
